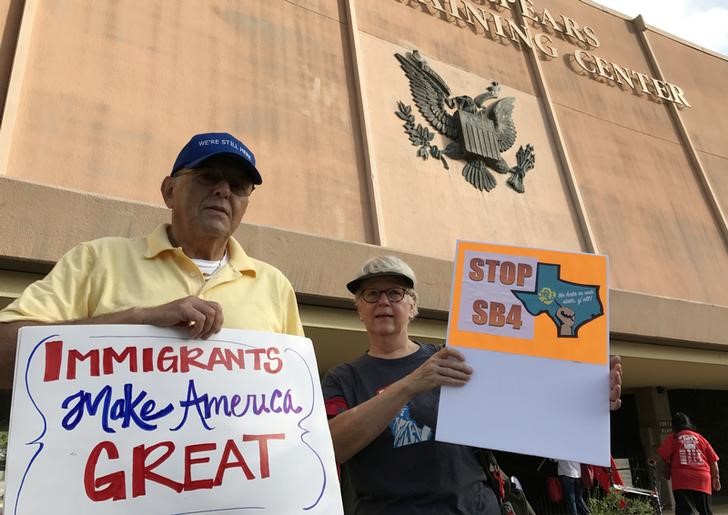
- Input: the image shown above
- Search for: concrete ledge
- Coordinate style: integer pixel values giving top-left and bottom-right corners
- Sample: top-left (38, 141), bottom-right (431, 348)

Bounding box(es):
top-left (0, 176), bottom-right (454, 310)
top-left (1, 176), bottom-right (727, 349)
top-left (611, 289), bottom-right (728, 349)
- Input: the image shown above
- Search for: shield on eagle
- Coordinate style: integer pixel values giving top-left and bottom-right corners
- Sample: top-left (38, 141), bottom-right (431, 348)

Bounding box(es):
top-left (456, 110), bottom-right (500, 162)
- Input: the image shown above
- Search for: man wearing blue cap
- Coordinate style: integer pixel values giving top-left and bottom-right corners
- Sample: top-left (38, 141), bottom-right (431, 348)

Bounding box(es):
top-left (0, 132), bottom-right (303, 384)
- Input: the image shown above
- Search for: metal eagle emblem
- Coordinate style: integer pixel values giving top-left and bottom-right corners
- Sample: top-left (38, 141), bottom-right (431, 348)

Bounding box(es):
top-left (394, 50), bottom-right (535, 193)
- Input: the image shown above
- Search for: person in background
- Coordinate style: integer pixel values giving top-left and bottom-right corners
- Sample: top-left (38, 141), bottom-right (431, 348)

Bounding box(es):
top-left (558, 460), bottom-right (590, 515)
top-left (658, 412), bottom-right (720, 515)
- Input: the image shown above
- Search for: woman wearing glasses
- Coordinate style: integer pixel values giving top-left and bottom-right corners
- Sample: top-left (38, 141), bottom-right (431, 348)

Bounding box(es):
top-left (321, 255), bottom-right (502, 515)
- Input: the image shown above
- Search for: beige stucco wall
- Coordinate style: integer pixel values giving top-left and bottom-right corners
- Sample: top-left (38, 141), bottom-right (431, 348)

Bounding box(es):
top-left (557, 110), bottom-right (728, 304)
top-left (648, 29), bottom-right (728, 220)
top-left (699, 152), bottom-right (728, 217)
top-left (352, 0), bottom-right (728, 304)
top-left (358, 0), bottom-right (537, 96)
top-left (649, 30), bottom-right (728, 158)
top-left (0, 0), bottom-right (726, 319)
top-left (2, 0), bottom-right (373, 243)
top-left (516, 0), bottom-right (728, 304)
top-left (540, 0), bottom-right (680, 142)
top-left (0, 0), bottom-right (23, 115)
top-left (359, 32), bottom-right (584, 258)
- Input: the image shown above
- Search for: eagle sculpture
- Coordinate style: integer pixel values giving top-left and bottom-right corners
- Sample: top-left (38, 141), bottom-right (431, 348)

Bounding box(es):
top-left (395, 50), bottom-right (535, 193)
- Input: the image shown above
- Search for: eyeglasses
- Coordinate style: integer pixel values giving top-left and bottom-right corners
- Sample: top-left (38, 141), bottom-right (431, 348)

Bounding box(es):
top-left (359, 287), bottom-right (408, 303)
top-left (176, 167), bottom-right (256, 197)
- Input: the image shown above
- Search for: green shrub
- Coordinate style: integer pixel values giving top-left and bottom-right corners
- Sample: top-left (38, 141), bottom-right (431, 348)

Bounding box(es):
top-left (588, 489), bottom-right (654, 515)
top-left (0, 430), bottom-right (7, 463)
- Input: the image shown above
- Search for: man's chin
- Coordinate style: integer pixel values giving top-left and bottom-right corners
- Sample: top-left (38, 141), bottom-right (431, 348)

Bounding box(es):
top-left (197, 220), bottom-right (232, 239)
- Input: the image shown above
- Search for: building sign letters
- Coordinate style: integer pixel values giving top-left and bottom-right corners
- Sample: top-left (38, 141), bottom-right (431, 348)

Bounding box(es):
top-left (398, 0), bottom-right (691, 107)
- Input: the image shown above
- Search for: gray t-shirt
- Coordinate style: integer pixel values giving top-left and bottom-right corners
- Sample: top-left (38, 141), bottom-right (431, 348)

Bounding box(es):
top-left (322, 343), bottom-right (500, 515)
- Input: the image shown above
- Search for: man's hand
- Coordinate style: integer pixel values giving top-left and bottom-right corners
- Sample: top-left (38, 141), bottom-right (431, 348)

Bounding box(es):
top-left (0, 296), bottom-right (224, 345)
top-left (403, 346), bottom-right (473, 395)
top-left (609, 355), bottom-right (622, 411)
top-left (137, 296), bottom-right (224, 340)
top-left (0, 296), bottom-right (224, 388)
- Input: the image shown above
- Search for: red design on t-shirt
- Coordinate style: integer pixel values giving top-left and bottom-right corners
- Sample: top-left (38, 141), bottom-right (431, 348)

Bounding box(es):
top-left (324, 396), bottom-right (349, 417)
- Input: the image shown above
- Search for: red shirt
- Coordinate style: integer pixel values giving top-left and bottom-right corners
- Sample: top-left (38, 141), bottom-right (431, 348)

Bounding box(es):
top-left (658, 430), bottom-right (719, 494)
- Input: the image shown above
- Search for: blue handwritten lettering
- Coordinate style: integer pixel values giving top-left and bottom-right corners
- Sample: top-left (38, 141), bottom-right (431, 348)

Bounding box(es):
top-left (171, 379), bottom-right (303, 431)
top-left (61, 383), bottom-right (174, 433)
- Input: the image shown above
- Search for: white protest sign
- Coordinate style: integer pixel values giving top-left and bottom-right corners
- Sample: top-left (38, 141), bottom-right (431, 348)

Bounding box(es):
top-left (436, 241), bottom-right (610, 466)
top-left (4, 325), bottom-right (343, 514)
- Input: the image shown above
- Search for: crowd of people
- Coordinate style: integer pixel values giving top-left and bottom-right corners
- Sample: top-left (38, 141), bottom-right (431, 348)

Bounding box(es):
top-left (0, 131), bottom-right (708, 514)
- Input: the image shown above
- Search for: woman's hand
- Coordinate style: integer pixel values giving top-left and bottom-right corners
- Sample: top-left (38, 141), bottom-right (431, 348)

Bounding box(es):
top-left (402, 346), bottom-right (473, 396)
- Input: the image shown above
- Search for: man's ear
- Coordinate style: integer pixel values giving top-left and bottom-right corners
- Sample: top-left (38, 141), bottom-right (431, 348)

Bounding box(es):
top-left (161, 176), bottom-right (175, 208)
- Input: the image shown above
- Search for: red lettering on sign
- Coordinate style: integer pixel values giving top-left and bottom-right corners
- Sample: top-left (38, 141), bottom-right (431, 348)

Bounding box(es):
top-left (43, 340), bottom-right (64, 382)
top-left (132, 441), bottom-right (183, 497)
top-left (84, 441), bottom-right (125, 501)
top-left (243, 433), bottom-right (285, 478)
top-left (83, 434), bottom-right (287, 502)
top-left (184, 443), bottom-right (217, 491)
top-left (472, 300), bottom-right (488, 325)
top-left (490, 302), bottom-right (506, 327)
top-left (469, 258), bottom-right (485, 281)
top-left (214, 439), bottom-right (255, 485)
top-left (471, 300), bottom-right (524, 331)
top-left (516, 263), bottom-right (532, 286)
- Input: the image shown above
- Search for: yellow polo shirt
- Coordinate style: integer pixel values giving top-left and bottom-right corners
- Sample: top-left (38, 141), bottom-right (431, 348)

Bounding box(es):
top-left (0, 224), bottom-right (304, 336)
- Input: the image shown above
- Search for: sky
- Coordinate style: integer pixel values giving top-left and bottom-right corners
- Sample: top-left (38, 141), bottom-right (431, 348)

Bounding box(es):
top-left (592, 0), bottom-right (728, 57)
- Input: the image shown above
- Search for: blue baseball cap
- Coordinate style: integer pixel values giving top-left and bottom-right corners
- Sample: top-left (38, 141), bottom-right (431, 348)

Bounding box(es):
top-left (171, 132), bottom-right (262, 185)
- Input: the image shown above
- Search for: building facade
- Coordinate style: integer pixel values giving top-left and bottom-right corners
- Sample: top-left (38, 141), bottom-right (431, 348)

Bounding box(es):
top-left (0, 0), bottom-right (727, 508)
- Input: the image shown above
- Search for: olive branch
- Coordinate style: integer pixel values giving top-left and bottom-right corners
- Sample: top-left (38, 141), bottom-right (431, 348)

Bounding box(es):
top-left (395, 101), bottom-right (449, 170)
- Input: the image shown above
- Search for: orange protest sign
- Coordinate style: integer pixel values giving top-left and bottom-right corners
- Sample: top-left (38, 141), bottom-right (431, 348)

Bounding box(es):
top-left (448, 241), bottom-right (608, 365)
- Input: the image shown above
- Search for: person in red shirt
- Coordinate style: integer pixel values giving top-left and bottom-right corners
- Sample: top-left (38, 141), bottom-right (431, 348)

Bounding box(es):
top-left (658, 412), bottom-right (721, 515)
